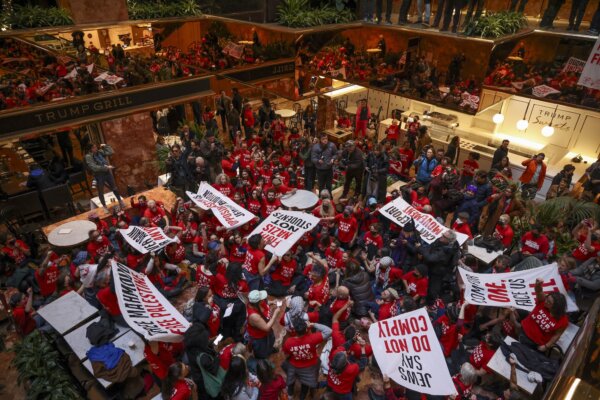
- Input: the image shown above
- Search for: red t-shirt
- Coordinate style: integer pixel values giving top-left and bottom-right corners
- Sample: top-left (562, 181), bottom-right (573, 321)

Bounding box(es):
top-left (452, 221), bottom-right (473, 239)
top-left (271, 258), bottom-right (297, 286)
top-left (521, 231), bottom-right (549, 256)
top-left (169, 379), bottom-right (193, 400)
top-left (243, 248), bottom-right (265, 275)
top-left (247, 301), bottom-right (271, 339)
top-left (469, 342), bottom-right (495, 373)
top-left (403, 270), bottom-right (428, 299)
top-left (451, 374), bottom-right (473, 399)
top-left (435, 314), bottom-right (459, 357)
top-left (165, 243), bottom-right (187, 264)
top-left (328, 362), bottom-right (360, 394)
top-left (247, 199), bottom-right (262, 216)
top-left (261, 198), bottom-right (281, 218)
top-left (462, 159), bottom-right (479, 177)
top-left (214, 183), bottom-right (235, 198)
top-left (144, 207), bottom-right (166, 226)
top-left (335, 214), bottom-right (358, 244)
top-left (386, 124), bottom-right (400, 140)
top-left (13, 306), bottom-right (36, 335)
top-left (521, 299), bottom-right (568, 346)
top-left (87, 236), bottom-right (111, 259)
top-left (410, 191), bottom-right (430, 212)
top-left (364, 232), bottom-right (384, 249)
top-left (307, 278), bottom-right (330, 306)
top-left (283, 332), bottom-right (324, 368)
top-left (572, 235), bottom-right (600, 262)
top-left (207, 303), bottom-right (221, 337)
top-left (127, 253), bottom-right (145, 271)
top-left (378, 300), bottom-right (395, 320)
top-left (196, 265), bottom-right (216, 289)
top-left (495, 224), bottom-right (514, 248)
top-left (330, 298), bottom-right (351, 322)
top-left (144, 342), bottom-right (183, 379)
top-left (35, 264), bottom-right (59, 297)
top-left (376, 267), bottom-right (403, 287)
top-left (398, 148), bottom-right (414, 177)
top-left (259, 374), bottom-right (286, 400)
top-left (97, 287), bottom-right (122, 316)
top-left (325, 248), bottom-right (344, 270)
top-left (219, 343), bottom-right (235, 370)
top-left (2, 240), bottom-right (30, 264)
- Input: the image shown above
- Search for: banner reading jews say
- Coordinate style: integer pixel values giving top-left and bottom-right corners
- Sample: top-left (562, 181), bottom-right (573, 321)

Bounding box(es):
top-left (187, 182), bottom-right (255, 230)
top-left (119, 226), bottom-right (178, 254)
top-left (578, 36), bottom-right (600, 90)
top-left (380, 197), bottom-right (469, 245)
top-left (111, 260), bottom-right (189, 342)
top-left (368, 308), bottom-right (456, 396)
top-left (459, 263), bottom-right (578, 312)
top-left (247, 209), bottom-right (320, 256)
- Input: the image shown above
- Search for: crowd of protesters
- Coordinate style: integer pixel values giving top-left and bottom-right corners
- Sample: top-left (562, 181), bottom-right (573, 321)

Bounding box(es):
top-left (3, 87), bottom-right (600, 400)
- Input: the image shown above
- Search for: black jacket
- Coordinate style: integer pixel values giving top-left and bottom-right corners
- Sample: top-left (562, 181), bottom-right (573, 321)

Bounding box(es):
top-left (418, 239), bottom-right (460, 276)
top-left (343, 270), bottom-right (375, 317)
top-left (341, 147), bottom-right (365, 171)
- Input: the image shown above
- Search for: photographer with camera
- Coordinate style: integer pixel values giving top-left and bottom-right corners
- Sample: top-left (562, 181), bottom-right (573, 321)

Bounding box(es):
top-left (165, 144), bottom-right (192, 199)
top-left (84, 143), bottom-right (125, 213)
top-left (339, 140), bottom-right (365, 202)
top-left (199, 131), bottom-right (225, 182)
top-left (364, 144), bottom-right (389, 203)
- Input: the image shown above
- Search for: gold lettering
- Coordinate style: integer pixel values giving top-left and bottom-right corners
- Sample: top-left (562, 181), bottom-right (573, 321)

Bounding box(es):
top-left (104, 100), bottom-right (113, 110)
top-left (34, 114), bottom-right (43, 123)
top-left (46, 112), bottom-right (56, 121)
top-left (81, 104), bottom-right (90, 113)
top-left (125, 96), bottom-right (133, 105)
top-left (57, 109), bottom-right (68, 119)
top-left (93, 101), bottom-right (103, 111)
top-left (69, 106), bottom-right (81, 117)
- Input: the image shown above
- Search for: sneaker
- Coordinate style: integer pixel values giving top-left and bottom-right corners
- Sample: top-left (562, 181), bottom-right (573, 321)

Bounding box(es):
top-left (587, 29), bottom-right (599, 35)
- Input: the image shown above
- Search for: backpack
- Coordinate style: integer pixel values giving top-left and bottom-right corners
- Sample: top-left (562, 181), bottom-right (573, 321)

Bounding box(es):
top-left (474, 236), bottom-right (503, 252)
top-left (196, 353), bottom-right (226, 397)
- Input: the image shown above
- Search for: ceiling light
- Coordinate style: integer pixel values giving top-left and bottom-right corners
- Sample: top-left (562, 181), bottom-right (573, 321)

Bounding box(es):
top-left (541, 125), bottom-right (554, 137)
top-left (516, 119), bottom-right (528, 131)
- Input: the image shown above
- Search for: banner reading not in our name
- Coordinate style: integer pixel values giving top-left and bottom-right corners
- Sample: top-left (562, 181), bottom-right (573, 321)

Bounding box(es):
top-left (247, 209), bottom-right (320, 256)
top-left (187, 182), bottom-right (255, 230)
top-left (459, 263), bottom-right (578, 312)
top-left (380, 197), bottom-right (468, 245)
top-left (119, 226), bottom-right (178, 254)
top-left (111, 260), bottom-right (189, 342)
top-left (368, 308), bottom-right (456, 396)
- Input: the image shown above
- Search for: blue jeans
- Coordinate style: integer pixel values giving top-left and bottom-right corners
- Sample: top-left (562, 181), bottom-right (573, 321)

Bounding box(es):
top-left (243, 270), bottom-right (262, 291)
top-left (417, 0), bottom-right (431, 23)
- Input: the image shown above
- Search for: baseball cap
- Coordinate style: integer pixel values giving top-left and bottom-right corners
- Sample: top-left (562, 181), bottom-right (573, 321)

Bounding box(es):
top-left (380, 256), bottom-right (393, 267)
top-left (387, 288), bottom-right (399, 299)
top-left (248, 290), bottom-right (268, 304)
top-left (367, 197), bottom-right (377, 206)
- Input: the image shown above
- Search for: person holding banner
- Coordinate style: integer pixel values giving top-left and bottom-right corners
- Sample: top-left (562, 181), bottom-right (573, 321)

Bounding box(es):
top-left (247, 290), bottom-right (284, 359)
top-left (243, 234), bottom-right (267, 290)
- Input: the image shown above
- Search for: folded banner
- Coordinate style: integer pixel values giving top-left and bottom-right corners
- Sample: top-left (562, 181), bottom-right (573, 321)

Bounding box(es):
top-left (111, 260), bottom-right (189, 342)
top-left (187, 182), bottom-right (255, 230)
top-left (380, 197), bottom-right (468, 245)
top-left (247, 209), bottom-right (320, 256)
top-left (368, 308), bottom-right (456, 396)
top-left (119, 226), bottom-right (178, 254)
top-left (458, 263), bottom-right (578, 312)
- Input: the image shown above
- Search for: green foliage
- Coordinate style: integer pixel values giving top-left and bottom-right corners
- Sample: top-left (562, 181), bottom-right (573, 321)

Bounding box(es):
top-left (384, 52), bottom-right (401, 67)
top-left (277, 0), bottom-right (355, 28)
top-left (127, 0), bottom-right (203, 20)
top-left (534, 196), bottom-right (600, 229)
top-left (258, 41), bottom-right (295, 60)
top-left (464, 11), bottom-right (527, 38)
top-left (12, 331), bottom-right (83, 400)
top-left (8, 4), bottom-right (73, 29)
top-left (208, 20), bottom-right (232, 40)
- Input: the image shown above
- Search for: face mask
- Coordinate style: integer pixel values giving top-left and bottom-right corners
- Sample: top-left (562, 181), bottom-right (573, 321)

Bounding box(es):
top-left (96, 236), bottom-right (103, 243)
top-left (456, 218), bottom-right (462, 224)
top-left (343, 211), bottom-right (351, 217)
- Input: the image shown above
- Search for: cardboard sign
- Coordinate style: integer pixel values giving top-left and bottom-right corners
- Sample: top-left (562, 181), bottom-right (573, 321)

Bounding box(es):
top-left (186, 183), bottom-right (256, 230)
top-left (578, 36), bottom-right (600, 89)
top-left (379, 197), bottom-right (468, 245)
top-left (111, 260), bottom-right (189, 342)
top-left (562, 57), bottom-right (586, 74)
top-left (459, 263), bottom-right (578, 312)
top-left (368, 308), bottom-right (456, 396)
top-left (247, 209), bottom-right (320, 256)
top-left (119, 226), bottom-right (178, 254)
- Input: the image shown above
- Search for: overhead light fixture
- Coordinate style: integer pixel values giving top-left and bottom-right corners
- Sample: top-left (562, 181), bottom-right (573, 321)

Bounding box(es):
top-left (541, 104), bottom-right (559, 138)
top-left (516, 101), bottom-right (530, 131)
top-left (492, 113), bottom-right (504, 124)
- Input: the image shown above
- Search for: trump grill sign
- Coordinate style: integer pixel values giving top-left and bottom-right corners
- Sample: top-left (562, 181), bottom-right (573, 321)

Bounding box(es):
top-left (369, 308), bottom-right (456, 396)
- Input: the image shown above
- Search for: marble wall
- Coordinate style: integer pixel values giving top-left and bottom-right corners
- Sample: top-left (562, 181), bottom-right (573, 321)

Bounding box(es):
top-left (101, 112), bottom-right (158, 193)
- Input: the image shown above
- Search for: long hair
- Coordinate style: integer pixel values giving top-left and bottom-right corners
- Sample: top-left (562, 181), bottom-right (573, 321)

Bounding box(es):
top-left (547, 292), bottom-right (567, 319)
top-left (256, 359), bottom-right (275, 385)
top-left (221, 356), bottom-right (248, 399)
top-left (161, 362), bottom-right (183, 399)
top-left (225, 262), bottom-right (243, 289)
top-left (195, 286), bottom-right (210, 303)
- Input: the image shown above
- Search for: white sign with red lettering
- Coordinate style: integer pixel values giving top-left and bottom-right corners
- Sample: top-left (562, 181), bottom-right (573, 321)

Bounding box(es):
top-left (380, 197), bottom-right (468, 244)
top-left (369, 308), bottom-right (456, 396)
top-left (247, 209), bottom-right (319, 256)
top-left (111, 260), bottom-right (189, 342)
top-left (578, 36), bottom-right (600, 89)
top-left (531, 85), bottom-right (561, 98)
top-left (459, 263), bottom-right (578, 312)
top-left (119, 226), bottom-right (178, 254)
top-left (187, 182), bottom-right (256, 230)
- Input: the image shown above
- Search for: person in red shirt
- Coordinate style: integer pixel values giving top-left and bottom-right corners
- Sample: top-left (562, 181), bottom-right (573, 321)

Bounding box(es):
top-left (363, 223), bottom-right (384, 252)
top-left (385, 119), bottom-right (401, 145)
top-left (214, 173), bottom-right (235, 198)
top-left (161, 362), bottom-right (197, 400)
top-left (2, 233), bottom-right (31, 266)
top-left (376, 288), bottom-right (400, 320)
top-left (434, 303), bottom-right (460, 358)
top-left (88, 213), bottom-right (110, 236)
top-left (397, 141), bottom-right (414, 180)
top-left (270, 116), bottom-right (287, 148)
top-left (221, 150), bottom-right (239, 180)
top-left (337, 113), bottom-right (352, 129)
top-left (306, 263), bottom-right (330, 318)
top-left (402, 264), bottom-right (429, 303)
top-left (283, 317), bottom-right (332, 398)
top-left (327, 351), bottom-right (364, 398)
top-left (243, 234), bottom-right (268, 291)
top-left (452, 212), bottom-right (473, 239)
top-left (267, 252), bottom-right (298, 297)
top-left (144, 200), bottom-right (169, 228)
top-left (409, 184), bottom-right (430, 212)
top-left (570, 220), bottom-right (600, 264)
top-left (493, 214), bottom-right (514, 249)
top-left (521, 279), bottom-right (569, 351)
top-left (86, 230), bottom-right (112, 260)
top-left (449, 363), bottom-right (478, 400)
top-left (334, 207), bottom-right (359, 249)
top-left (192, 287), bottom-right (221, 338)
top-left (247, 289), bottom-right (284, 359)
top-left (367, 256), bottom-right (403, 296)
top-left (257, 359), bottom-right (286, 400)
top-left (470, 332), bottom-right (502, 376)
top-left (510, 224), bottom-right (549, 266)
top-left (9, 288), bottom-right (37, 336)
top-left (329, 285), bottom-right (352, 323)
top-left (35, 255), bottom-right (60, 301)
top-left (261, 189), bottom-right (281, 219)
top-left (460, 152), bottom-right (480, 187)
top-left (144, 340), bottom-right (184, 381)
top-left (95, 270), bottom-right (124, 324)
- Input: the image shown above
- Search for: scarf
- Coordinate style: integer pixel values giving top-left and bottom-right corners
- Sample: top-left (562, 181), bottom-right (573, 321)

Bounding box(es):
top-left (93, 151), bottom-right (108, 167)
top-left (374, 263), bottom-right (391, 289)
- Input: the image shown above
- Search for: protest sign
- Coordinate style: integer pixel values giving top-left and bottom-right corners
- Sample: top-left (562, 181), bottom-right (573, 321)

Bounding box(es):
top-left (369, 308), bottom-right (456, 396)
top-left (380, 197), bottom-right (468, 245)
top-left (111, 261), bottom-right (189, 342)
top-left (247, 209), bottom-right (320, 256)
top-left (562, 57), bottom-right (586, 74)
top-left (578, 36), bottom-right (600, 89)
top-left (119, 226), bottom-right (178, 254)
top-left (186, 182), bottom-right (255, 230)
top-left (532, 85), bottom-right (560, 98)
top-left (459, 263), bottom-right (578, 312)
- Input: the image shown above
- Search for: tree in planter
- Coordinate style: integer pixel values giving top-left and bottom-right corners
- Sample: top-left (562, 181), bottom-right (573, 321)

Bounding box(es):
top-left (12, 331), bottom-right (83, 399)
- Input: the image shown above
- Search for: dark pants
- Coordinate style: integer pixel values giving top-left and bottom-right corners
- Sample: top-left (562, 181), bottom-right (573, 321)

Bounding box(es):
top-left (304, 166), bottom-right (316, 192)
top-left (540, 0), bottom-right (565, 28)
top-left (463, 0), bottom-right (484, 26)
top-left (342, 168), bottom-right (364, 198)
top-left (442, 0), bottom-right (464, 31)
top-left (510, 0), bottom-right (528, 13)
top-left (60, 144), bottom-right (74, 166)
top-left (191, 102), bottom-right (202, 125)
top-left (376, 0), bottom-right (393, 21)
top-left (428, 274), bottom-right (444, 299)
top-left (592, 3), bottom-right (600, 31)
top-left (214, 295), bottom-right (245, 342)
top-left (433, 0), bottom-right (447, 27)
top-left (316, 168), bottom-right (333, 194)
top-left (218, 112), bottom-right (227, 131)
top-left (95, 171), bottom-right (122, 208)
top-left (569, 0), bottom-right (590, 29)
top-left (398, 0), bottom-right (412, 22)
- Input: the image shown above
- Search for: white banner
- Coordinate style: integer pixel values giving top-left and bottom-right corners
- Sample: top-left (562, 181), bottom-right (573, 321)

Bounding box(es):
top-left (186, 182), bottom-right (255, 230)
top-left (247, 209), bottom-right (320, 256)
top-left (111, 260), bottom-right (189, 342)
top-left (380, 197), bottom-right (468, 245)
top-left (562, 57), bottom-right (586, 74)
top-left (459, 263), bottom-right (578, 312)
top-left (369, 308), bottom-right (456, 396)
top-left (578, 36), bottom-right (600, 89)
top-left (119, 226), bottom-right (178, 254)
top-left (532, 85), bottom-right (560, 98)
